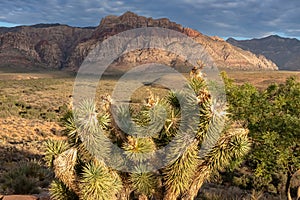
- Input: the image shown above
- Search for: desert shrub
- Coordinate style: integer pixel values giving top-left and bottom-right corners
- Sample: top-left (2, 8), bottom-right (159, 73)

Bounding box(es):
top-left (222, 72), bottom-right (300, 199)
top-left (0, 160), bottom-right (51, 194)
top-left (0, 95), bottom-right (19, 117)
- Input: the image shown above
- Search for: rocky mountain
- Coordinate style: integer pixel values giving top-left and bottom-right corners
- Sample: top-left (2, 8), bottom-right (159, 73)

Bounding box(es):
top-left (0, 11), bottom-right (278, 72)
top-left (227, 35), bottom-right (300, 71)
top-left (0, 24), bottom-right (94, 70)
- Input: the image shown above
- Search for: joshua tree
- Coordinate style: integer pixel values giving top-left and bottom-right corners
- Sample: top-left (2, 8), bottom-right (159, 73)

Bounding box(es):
top-left (45, 73), bottom-right (250, 200)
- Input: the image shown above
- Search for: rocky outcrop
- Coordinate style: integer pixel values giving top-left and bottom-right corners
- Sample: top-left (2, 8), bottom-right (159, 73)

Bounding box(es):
top-left (67, 11), bottom-right (277, 71)
top-left (0, 11), bottom-right (278, 72)
top-left (0, 24), bottom-right (93, 70)
top-left (193, 35), bottom-right (278, 70)
top-left (0, 195), bottom-right (38, 200)
top-left (227, 35), bottom-right (300, 71)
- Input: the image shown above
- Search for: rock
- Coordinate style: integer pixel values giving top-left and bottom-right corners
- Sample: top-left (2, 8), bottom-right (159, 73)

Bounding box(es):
top-left (210, 36), bottom-right (225, 41)
top-left (50, 127), bottom-right (63, 136)
top-left (35, 191), bottom-right (50, 200)
top-left (227, 35), bottom-right (300, 70)
top-left (0, 12), bottom-right (278, 71)
top-left (183, 27), bottom-right (201, 37)
top-left (1, 195), bottom-right (38, 200)
top-left (0, 25), bottom-right (93, 70)
top-left (67, 12), bottom-right (278, 71)
top-left (50, 127), bottom-right (56, 135)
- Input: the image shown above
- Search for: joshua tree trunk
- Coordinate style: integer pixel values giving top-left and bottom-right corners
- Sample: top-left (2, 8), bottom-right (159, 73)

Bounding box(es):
top-left (286, 169), bottom-right (300, 200)
top-left (286, 171), bottom-right (292, 200)
top-left (118, 184), bottom-right (131, 200)
top-left (181, 166), bottom-right (210, 200)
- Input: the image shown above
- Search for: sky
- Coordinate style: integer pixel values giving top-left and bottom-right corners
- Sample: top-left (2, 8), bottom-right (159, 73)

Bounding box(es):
top-left (0, 0), bottom-right (299, 40)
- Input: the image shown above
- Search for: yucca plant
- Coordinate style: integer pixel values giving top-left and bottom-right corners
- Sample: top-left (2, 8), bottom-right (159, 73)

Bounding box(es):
top-left (45, 71), bottom-right (250, 200)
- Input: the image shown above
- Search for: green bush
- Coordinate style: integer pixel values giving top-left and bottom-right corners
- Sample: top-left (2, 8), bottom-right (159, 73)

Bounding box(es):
top-left (222, 72), bottom-right (300, 199)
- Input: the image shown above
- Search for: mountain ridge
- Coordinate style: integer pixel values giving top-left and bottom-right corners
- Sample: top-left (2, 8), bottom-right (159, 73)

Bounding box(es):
top-left (227, 35), bottom-right (300, 71)
top-left (0, 11), bottom-right (278, 72)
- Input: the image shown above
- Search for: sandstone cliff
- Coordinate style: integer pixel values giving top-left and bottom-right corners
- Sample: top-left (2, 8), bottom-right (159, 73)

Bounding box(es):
top-left (0, 12), bottom-right (278, 72)
top-left (67, 11), bottom-right (278, 71)
top-left (0, 24), bottom-right (93, 70)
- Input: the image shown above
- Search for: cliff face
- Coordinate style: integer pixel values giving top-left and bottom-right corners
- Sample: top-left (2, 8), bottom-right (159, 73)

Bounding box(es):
top-left (0, 24), bottom-right (93, 70)
top-left (193, 35), bottom-right (278, 70)
top-left (0, 12), bottom-right (278, 71)
top-left (227, 35), bottom-right (300, 71)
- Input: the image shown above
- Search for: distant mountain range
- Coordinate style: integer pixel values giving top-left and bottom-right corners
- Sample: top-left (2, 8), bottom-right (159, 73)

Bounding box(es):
top-left (0, 11), bottom-right (278, 72)
top-left (227, 35), bottom-right (300, 71)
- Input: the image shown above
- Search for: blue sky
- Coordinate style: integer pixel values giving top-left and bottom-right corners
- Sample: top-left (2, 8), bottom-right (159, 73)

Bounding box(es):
top-left (0, 0), bottom-right (299, 40)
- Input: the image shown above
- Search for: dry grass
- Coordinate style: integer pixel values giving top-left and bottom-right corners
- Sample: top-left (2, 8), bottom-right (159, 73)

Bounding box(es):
top-left (198, 183), bottom-right (283, 200)
top-left (225, 70), bottom-right (300, 89)
top-left (0, 72), bottom-right (74, 190)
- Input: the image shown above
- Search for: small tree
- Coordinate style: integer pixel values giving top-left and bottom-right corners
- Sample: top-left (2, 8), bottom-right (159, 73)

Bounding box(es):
top-left (45, 73), bottom-right (250, 200)
top-left (223, 72), bottom-right (300, 200)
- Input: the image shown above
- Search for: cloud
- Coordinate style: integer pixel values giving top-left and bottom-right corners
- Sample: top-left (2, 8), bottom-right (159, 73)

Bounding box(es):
top-left (0, 0), bottom-right (299, 39)
top-left (0, 0), bottom-right (136, 26)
